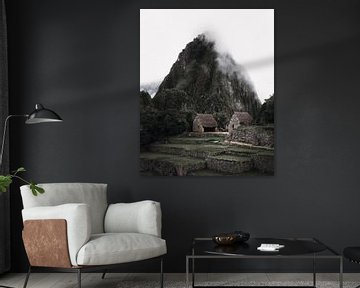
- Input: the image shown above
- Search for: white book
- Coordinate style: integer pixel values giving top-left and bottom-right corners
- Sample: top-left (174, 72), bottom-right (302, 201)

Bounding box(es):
top-left (257, 243), bottom-right (285, 251)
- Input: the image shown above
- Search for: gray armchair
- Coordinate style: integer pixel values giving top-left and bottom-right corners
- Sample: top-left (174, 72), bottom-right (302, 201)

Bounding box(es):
top-left (20, 183), bottom-right (166, 288)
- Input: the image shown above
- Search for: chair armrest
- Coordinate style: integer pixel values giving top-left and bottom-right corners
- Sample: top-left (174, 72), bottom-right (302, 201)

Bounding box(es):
top-left (104, 200), bottom-right (162, 237)
top-left (22, 203), bottom-right (91, 266)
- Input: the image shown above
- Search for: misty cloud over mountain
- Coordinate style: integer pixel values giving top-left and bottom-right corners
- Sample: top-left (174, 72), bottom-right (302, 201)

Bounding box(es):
top-left (140, 81), bottom-right (161, 98)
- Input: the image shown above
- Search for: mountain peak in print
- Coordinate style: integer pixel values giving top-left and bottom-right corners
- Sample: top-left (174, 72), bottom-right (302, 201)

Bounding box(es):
top-left (153, 34), bottom-right (261, 118)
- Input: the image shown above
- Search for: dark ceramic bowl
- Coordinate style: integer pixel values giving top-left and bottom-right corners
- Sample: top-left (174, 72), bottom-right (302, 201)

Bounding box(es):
top-left (212, 233), bottom-right (237, 245)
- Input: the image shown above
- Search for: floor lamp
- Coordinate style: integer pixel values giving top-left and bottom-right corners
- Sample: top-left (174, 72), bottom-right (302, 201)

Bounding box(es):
top-left (0, 103), bottom-right (63, 167)
top-left (0, 103), bottom-right (62, 288)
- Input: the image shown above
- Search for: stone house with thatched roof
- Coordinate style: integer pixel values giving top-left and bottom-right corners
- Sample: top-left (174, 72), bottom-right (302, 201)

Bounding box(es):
top-left (228, 112), bottom-right (253, 133)
top-left (192, 114), bottom-right (218, 133)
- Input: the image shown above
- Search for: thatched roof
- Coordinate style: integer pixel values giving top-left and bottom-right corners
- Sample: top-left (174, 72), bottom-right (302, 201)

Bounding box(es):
top-left (232, 112), bottom-right (253, 123)
top-left (194, 114), bottom-right (218, 127)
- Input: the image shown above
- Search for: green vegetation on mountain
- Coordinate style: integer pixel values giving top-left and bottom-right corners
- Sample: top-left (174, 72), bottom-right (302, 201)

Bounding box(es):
top-left (256, 95), bottom-right (274, 124)
top-left (140, 90), bottom-right (152, 110)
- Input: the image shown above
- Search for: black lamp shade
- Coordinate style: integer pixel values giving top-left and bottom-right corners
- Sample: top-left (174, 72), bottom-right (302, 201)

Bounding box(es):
top-left (25, 104), bottom-right (63, 124)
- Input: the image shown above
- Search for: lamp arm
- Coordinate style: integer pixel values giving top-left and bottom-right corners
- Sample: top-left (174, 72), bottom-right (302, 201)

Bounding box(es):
top-left (0, 114), bottom-right (28, 169)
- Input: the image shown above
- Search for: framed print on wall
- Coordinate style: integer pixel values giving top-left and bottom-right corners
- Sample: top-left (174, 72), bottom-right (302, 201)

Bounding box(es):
top-left (140, 9), bottom-right (274, 176)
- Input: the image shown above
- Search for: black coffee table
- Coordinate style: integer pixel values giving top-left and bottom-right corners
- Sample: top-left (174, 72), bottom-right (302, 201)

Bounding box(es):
top-left (186, 237), bottom-right (343, 288)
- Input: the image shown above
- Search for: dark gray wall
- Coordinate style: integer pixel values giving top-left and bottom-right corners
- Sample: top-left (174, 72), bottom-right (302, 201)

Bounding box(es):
top-left (5, 0), bottom-right (360, 273)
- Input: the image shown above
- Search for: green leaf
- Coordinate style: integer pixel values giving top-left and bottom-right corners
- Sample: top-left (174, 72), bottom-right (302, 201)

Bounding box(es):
top-left (29, 181), bottom-right (44, 196)
top-left (15, 167), bottom-right (26, 173)
top-left (30, 182), bottom-right (38, 196)
top-left (35, 185), bottom-right (45, 194)
top-left (0, 175), bottom-right (13, 192)
top-left (12, 167), bottom-right (26, 176)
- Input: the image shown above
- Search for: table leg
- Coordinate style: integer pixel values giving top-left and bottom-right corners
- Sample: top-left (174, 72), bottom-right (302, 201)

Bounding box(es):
top-left (186, 257), bottom-right (189, 288)
top-left (339, 257), bottom-right (343, 288)
top-left (192, 247), bottom-right (195, 288)
top-left (192, 257), bottom-right (195, 288)
top-left (313, 254), bottom-right (316, 287)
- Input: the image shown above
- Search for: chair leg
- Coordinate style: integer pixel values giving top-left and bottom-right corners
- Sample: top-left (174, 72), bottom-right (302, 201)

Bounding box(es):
top-left (23, 266), bottom-right (31, 288)
top-left (77, 269), bottom-right (81, 288)
top-left (160, 257), bottom-right (164, 288)
top-left (101, 270), bottom-right (107, 279)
